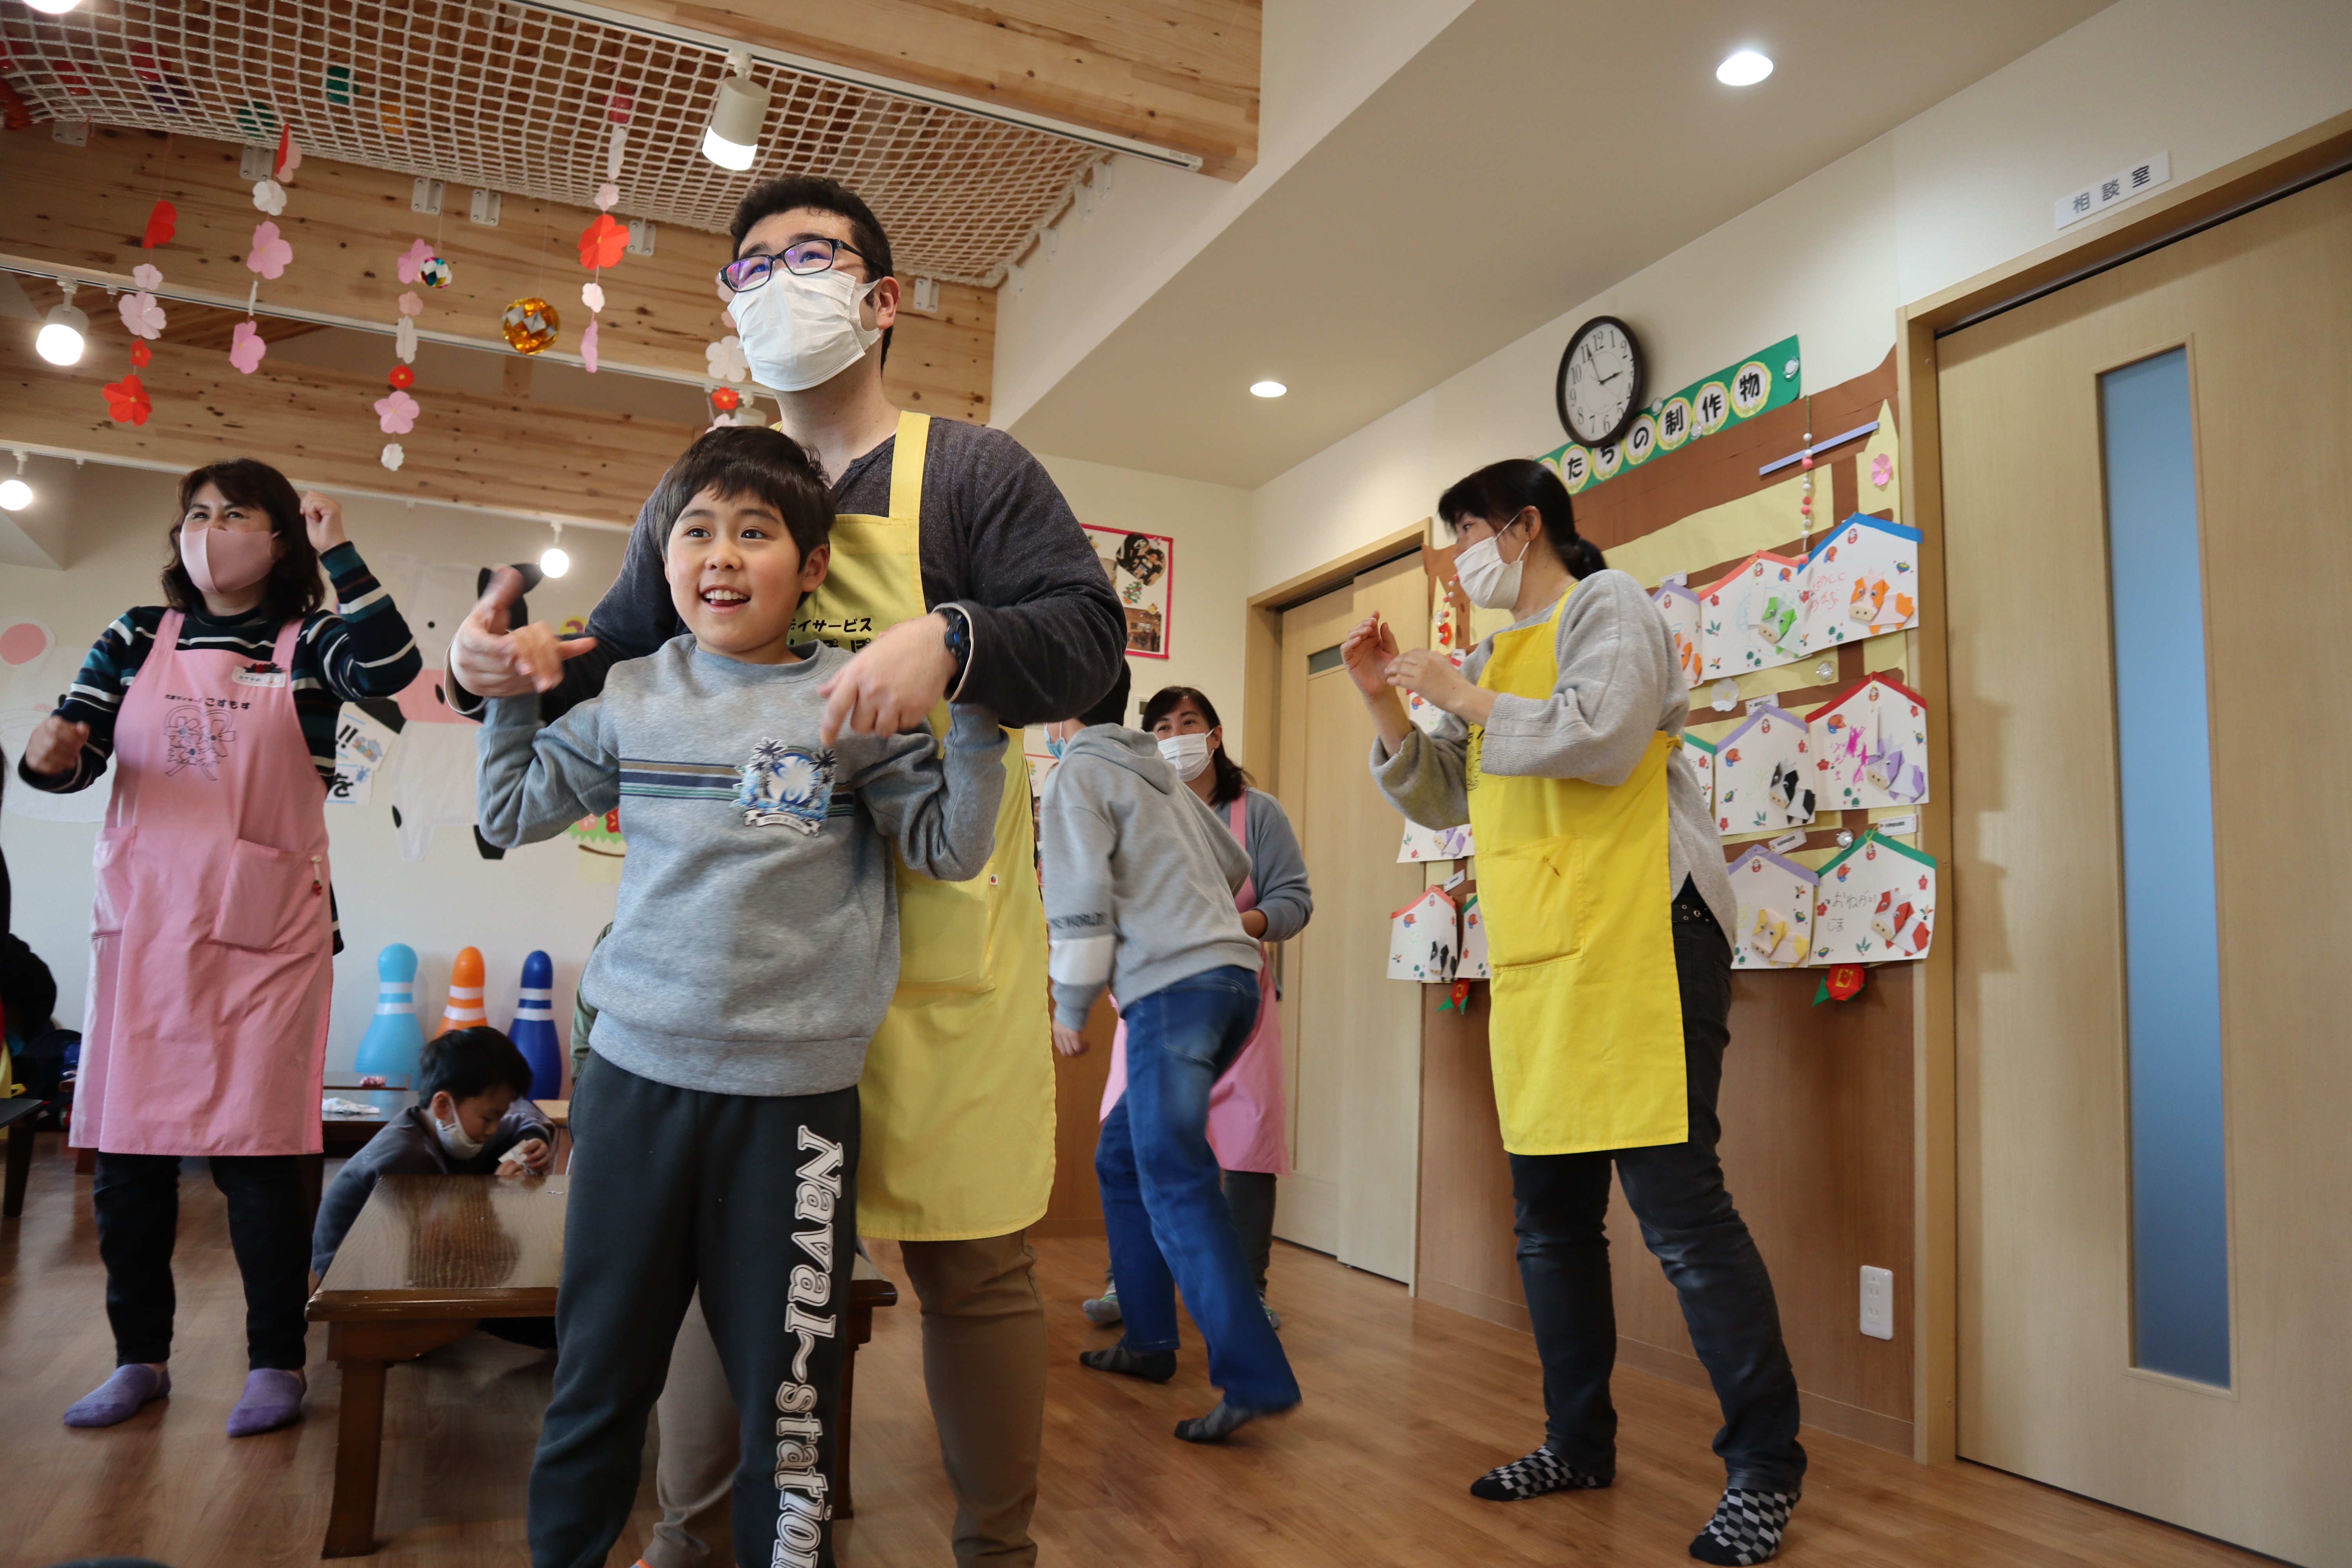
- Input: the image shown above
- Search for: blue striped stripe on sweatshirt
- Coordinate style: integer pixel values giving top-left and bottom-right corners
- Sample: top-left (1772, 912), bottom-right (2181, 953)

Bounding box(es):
top-left (619, 758), bottom-right (857, 815)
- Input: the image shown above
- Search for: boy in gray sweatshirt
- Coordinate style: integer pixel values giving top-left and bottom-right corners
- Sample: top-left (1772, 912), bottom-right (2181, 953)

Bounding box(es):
top-left (1039, 662), bottom-right (1300, 1443)
top-left (475, 426), bottom-right (1005, 1568)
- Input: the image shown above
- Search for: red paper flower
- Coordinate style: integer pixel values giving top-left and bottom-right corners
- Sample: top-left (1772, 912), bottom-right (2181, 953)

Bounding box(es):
top-left (142, 198), bottom-right (177, 249)
top-left (388, 364), bottom-right (415, 389)
top-left (103, 373), bottom-right (152, 425)
top-left (577, 213), bottom-right (627, 271)
top-left (710, 386), bottom-right (740, 411)
top-left (129, 340), bottom-right (152, 367)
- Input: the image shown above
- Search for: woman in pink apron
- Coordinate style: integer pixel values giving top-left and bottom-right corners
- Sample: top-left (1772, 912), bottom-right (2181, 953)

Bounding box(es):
top-left (19, 459), bottom-right (420, 1436)
top-left (1085, 686), bottom-right (1313, 1326)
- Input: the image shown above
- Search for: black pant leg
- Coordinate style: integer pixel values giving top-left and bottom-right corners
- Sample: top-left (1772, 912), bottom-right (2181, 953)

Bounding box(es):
top-left (93, 1152), bottom-right (183, 1366)
top-left (1506, 1147), bottom-right (1620, 1474)
top-left (1612, 913), bottom-right (1807, 1494)
top-left (1220, 1170), bottom-right (1277, 1297)
top-left (208, 1154), bottom-right (316, 1370)
top-left (527, 1056), bottom-right (703, 1568)
top-left (697, 1085), bottom-right (859, 1568)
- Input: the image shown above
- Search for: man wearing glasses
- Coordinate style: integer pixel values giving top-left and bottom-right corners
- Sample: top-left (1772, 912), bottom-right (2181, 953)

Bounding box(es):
top-left (449, 176), bottom-right (1125, 1568)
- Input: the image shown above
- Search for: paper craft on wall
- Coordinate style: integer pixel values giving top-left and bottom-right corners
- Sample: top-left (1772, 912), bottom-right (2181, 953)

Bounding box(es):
top-left (1679, 732), bottom-right (1717, 815)
top-left (1398, 819), bottom-right (1475, 864)
top-left (1808, 675), bottom-right (1930, 810)
top-left (569, 808), bottom-right (626, 883)
top-left (377, 722), bottom-right (480, 861)
top-left (327, 706), bottom-right (398, 806)
top-left (1458, 893), bottom-right (1490, 981)
top-left (1809, 831), bottom-right (1937, 964)
top-left (1406, 649), bottom-right (1469, 734)
top-left (1697, 552), bottom-right (1808, 678)
top-left (1800, 515), bottom-right (1920, 650)
top-left (1652, 579), bottom-right (1704, 687)
top-left (1082, 524), bottom-right (1172, 658)
top-left (1711, 701), bottom-right (1814, 835)
top-left (0, 617), bottom-right (117, 822)
top-left (1387, 887), bottom-right (1459, 982)
top-left (1727, 847), bottom-right (1820, 970)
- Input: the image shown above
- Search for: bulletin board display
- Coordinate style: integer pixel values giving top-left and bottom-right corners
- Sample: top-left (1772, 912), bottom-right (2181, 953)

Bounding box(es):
top-left (1082, 524), bottom-right (1174, 659)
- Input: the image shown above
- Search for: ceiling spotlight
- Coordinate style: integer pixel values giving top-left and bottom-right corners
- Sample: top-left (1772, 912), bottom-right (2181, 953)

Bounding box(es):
top-left (701, 49), bottom-right (769, 171)
top-left (25, 0), bottom-right (85, 14)
top-left (1250, 380), bottom-right (1287, 398)
top-left (541, 523), bottom-right (570, 578)
top-left (0, 453), bottom-right (31, 513)
top-left (1715, 49), bottom-right (1774, 86)
top-left (35, 282), bottom-right (87, 366)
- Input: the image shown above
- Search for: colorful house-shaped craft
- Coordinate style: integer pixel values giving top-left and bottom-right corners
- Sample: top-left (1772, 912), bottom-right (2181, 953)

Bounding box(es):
top-left (1711, 702), bottom-right (1815, 836)
top-left (1807, 675), bottom-right (1930, 810)
top-left (1652, 579), bottom-right (1705, 688)
top-left (1679, 731), bottom-right (1717, 815)
top-left (1809, 831), bottom-right (1936, 964)
top-left (1697, 551), bottom-right (1809, 679)
top-left (1458, 894), bottom-right (1490, 981)
top-left (1728, 847), bottom-right (1820, 970)
top-left (1387, 886), bottom-right (1460, 982)
top-left (1800, 515), bottom-right (1921, 650)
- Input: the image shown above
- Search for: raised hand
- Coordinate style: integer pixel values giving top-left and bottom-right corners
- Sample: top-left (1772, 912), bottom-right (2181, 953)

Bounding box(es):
top-left (299, 491), bottom-right (347, 554)
top-left (449, 565), bottom-right (596, 698)
top-left (23, 714), bottom-right (91, 777)
top-left (1340, 612), bottom-right (1400, 699)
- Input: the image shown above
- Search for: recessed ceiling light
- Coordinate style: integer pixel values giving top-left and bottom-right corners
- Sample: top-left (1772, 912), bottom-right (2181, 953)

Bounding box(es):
top-left (1250, 380), bottom-right (1287, 398)
top-left (1716, 49), bottom-right (1773, 86)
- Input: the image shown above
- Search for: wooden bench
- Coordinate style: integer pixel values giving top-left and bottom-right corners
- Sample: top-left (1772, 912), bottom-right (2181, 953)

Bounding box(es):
top-left (305, 1172), bottom-right (896, 1557)
top-left (1, 1095), bottom-right (45, 1219)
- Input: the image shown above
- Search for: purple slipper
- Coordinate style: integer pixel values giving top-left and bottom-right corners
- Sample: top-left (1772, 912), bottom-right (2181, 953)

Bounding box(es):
top-left (226, 1368), bottom-right (307, 1437)
top-left (64, 1363), bottom-right (171, 1428)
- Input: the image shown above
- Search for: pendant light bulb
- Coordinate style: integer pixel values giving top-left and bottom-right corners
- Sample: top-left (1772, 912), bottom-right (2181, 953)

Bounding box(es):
top-left (701, 50), bottom-right (768, 172)
top-left (541, 523), bottom-right (570, 578)
top-left (0, 454), bottom-right (31, 514)
top-left (35, 282), bottom-right (87, 367)
top-left (25, 0), bottom-right (86, 14)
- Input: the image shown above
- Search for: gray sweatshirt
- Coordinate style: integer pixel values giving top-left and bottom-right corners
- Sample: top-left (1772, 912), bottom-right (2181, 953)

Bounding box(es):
top-left (1040, 726), bottom-right (1262, 1029)
top-left (1232, 788), bottom-right (1313, 943)
top-left (476, 637), bottom-right (1006, 1096)
top-left (1370, 568), bottom-right (1735, 941)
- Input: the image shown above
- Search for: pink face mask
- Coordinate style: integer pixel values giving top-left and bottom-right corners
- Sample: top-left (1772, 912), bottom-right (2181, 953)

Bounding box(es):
top-left (180, 525), bottom-right (278, 595)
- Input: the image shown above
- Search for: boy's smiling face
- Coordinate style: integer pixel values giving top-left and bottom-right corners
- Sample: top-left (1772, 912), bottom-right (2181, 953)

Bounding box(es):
top-left (666, 484), bottom-right (829, 664)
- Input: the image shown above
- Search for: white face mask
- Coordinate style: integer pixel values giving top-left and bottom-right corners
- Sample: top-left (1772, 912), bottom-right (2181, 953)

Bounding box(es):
top-left (728, 268), bottom-right (882, 393)
top-left (1157, 732), bottom-right (1212, 782)
top-left (433, 1107), bottom-right (486, 1161)
top-left (1454, 528), bottom-right (1530, 610)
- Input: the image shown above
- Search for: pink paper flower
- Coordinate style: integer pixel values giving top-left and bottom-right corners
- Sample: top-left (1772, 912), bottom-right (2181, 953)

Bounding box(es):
top-left (398, 290), bottom-right (423, 317)
top-left (581, 281), bottom-right (605, 313)
top-left (229, 319), bottom-right (267, 374)
top-left (581, 317), bottom-right (599, 373)
top-left (373, 387), bottom-right (420, 435)
top-left (132, 262), bottom-right (162, 290)
top-left (276, 136), bottom-right (302, 179)
top-left (118, 290), bottom-right (167, 339)
top-left (1871, 452), bottom-right (1893, 489)
top-left (397, 238), bottom-right (434, 285)
top-left (594, 181), bottom-right (619, 211)
top-left (247, 221), bottom-right (292, 279)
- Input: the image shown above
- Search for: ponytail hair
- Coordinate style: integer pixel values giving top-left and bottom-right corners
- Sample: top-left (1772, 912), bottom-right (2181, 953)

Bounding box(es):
top-left (1138, 685), bottom-right (1251, 808)
top-left (1435, 457), bottom-right (1602, 579)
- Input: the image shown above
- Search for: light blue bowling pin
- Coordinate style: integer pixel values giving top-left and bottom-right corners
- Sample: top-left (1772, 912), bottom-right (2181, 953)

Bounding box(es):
top-left (354, 943), bottom-right (426, 1080)
top-left (510, 950), bottom-right (563, 1099)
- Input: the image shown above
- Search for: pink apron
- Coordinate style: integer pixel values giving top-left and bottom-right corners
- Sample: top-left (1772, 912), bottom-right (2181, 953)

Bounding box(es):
top-left (1099, 795), bottom-right (1291, 1175)
top-left (75, 611), bottom-right (333, 1156)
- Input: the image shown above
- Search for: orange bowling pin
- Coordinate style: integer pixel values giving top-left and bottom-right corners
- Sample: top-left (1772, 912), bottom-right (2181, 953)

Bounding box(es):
top-left (441, 946), bottom-right (488, 1034)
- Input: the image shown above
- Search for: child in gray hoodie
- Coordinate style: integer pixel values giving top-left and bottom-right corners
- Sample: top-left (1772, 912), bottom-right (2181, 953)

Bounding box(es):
top-left (1040, 661), bottom-right (1301, 1441)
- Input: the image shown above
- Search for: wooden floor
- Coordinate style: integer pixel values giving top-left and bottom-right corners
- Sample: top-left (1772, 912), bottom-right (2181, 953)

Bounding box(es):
top-left (0, 1131), bottom-right (2271, 1568)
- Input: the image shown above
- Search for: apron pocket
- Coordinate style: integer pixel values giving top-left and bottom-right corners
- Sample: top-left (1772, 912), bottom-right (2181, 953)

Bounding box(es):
top-left (893, 860), bottom-right (994, 992)
top-left (92, 827), bottom-right (138, 934)
top-left (213, 838), bottom-right (319, 952)
top-left (1480, 832), bottom-right (1584, 968)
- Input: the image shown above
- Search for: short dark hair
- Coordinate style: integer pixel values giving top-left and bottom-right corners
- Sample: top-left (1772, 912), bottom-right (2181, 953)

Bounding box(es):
top-left (161, 458), bottom-right (325, 621)
top-left (730, 174), bottom-right (896, 364)
top-left (1139, 685), bottom-right (1252, 807)
top-left (650, 426), bottom-right (834, 560)
top-left (1436, 458), bottom-right (1603, 578)
top-left (416, 1026), bottom-right (534, 1107)
top-left (1078, 658), bottom-right (1132, 729)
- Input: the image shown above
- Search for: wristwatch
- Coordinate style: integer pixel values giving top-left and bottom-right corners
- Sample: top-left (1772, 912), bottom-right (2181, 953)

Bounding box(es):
top-left (940, 604), bottom-right (973, 699)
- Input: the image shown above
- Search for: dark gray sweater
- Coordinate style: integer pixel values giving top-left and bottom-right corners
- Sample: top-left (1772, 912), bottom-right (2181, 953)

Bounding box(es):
top-left (310, 1102), bottom-right (554, 1278)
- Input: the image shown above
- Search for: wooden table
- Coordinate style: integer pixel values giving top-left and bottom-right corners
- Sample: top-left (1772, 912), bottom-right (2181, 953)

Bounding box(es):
top-left (305, 1173), bottom-right (897, 1557)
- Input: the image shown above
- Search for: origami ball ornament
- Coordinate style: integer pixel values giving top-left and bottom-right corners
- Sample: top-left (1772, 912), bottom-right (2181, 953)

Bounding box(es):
top-left (420, 256), bottom-right (453, 288)
top-left (501, 296), bottom-right (560, 355)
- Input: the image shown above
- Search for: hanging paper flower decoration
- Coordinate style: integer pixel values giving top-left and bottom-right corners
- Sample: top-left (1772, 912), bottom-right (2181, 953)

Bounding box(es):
top-left (229, 320), bottom-right (267, 374)
top-left (501, 297), bottom-right (559, 354)
top-left (420, 257), bottom-right (452, 288)
top-left (710, 387), bottom-right (741, 412)
top-left (246, 220), bottom-right (293, 279)
top-left (102, 374), bottom-right (152, 425)
top-left (142, 198), bottom-right (177, 249)
top-left (395, 315), bottom-right (418, 362)
top-left (581, 281), bottom-right (605, 313)
top-left (252, 179), bottom-right (287, 216)
top-left (129, 340), bottom-right (152, 368)
top-left (397, 238), bottom-right (434, 285)
top-left (705, 335), bottom-right (748, 382)
top-left (118, 291), bottom-right (167, 339)
top-left (132, 263), bottom-right (162, 290)
top-left (275, 127), bottom-right (302, 180)
top-left (397, 290), bottom-right (423, 318)
top-left (581, 318), bottom-right (600, 374)
top-left (1871, 452), bottom-right (1893, 489)
top-left (388, 364), bottom-right (415, 390)
top-left (593, 181), bottom-right (619, 212)
top-left (381, 443), bottom-right (405, 472)
top-left (373, 388), bottom-right (420, 434)
top-left (577, 214), bottom-right (628, 271)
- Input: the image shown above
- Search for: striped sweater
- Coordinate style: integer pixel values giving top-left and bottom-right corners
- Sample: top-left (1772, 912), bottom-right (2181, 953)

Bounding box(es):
top-left (18, 542), bottom-right (421, 794)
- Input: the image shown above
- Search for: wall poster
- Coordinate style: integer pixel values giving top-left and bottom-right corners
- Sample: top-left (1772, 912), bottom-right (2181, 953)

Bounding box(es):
top-left (1083, 524), bottom-right (1173, 658)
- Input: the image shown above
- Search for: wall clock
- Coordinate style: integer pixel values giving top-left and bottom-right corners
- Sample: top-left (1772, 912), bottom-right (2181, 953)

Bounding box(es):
top-left (1555, 315), bottom-right (1644, 450)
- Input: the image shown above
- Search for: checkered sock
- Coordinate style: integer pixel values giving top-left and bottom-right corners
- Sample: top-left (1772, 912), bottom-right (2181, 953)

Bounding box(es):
top-left (1468, 1445), bottom-right (1610, 1501)
top-left (1688, 1487), bottom-right (1798, 1564)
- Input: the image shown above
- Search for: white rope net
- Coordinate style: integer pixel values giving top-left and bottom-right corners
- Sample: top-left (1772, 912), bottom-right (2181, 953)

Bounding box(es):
top-left (0, 0), bottom-right (1100, 285)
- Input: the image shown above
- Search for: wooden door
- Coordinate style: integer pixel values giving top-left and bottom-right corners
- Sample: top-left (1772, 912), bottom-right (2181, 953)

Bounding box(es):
top-left (1940, 172), bottom-right (2352, 1563)
top-left (1271, 555), bottom-right (1430, 1282)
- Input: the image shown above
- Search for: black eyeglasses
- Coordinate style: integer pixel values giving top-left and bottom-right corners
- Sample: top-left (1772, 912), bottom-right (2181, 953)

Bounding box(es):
top-left (718, 238), bottom-right (867, 294)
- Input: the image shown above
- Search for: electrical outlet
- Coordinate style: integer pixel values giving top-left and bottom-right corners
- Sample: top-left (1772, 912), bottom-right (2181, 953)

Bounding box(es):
top-left (1859, 1265), bottom-right (1894, 1340)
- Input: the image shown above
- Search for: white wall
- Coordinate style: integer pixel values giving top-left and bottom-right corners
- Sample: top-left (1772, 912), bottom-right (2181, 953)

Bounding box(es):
top-left (1, 463), bottom-right (628, 1079)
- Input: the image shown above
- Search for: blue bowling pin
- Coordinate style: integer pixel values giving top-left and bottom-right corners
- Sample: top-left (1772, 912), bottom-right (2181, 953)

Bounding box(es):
top-left (510, 950), bottom-right (563, 1099)
top-left (354, 943), bottom-right (426, 1080)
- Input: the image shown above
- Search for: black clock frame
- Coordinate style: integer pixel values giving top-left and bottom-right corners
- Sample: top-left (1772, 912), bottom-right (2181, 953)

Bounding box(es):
top-left (1555, 314), bottom-right (1646, 450)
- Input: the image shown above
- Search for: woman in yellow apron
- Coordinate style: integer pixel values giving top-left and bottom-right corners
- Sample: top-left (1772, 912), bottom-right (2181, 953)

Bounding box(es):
top-left (1344, 458), bottom-right (1806, 1566)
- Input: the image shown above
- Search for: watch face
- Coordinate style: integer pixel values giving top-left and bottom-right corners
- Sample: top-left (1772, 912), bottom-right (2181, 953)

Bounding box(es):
top-left (1561, 319), bottom-right (1639, 445)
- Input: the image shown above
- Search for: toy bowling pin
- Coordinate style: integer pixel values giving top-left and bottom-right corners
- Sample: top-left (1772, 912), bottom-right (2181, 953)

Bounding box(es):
top-left (509, 950), bottom-right (563, 1098)
top-left (441, 946), bottom-right (488, 1034)
top-left (354, 943), bottom-right (426, 1079)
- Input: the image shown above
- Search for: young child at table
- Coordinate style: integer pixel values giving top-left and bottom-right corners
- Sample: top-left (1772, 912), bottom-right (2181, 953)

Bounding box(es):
top-left (473, 425), bottom-right (1005, 1568)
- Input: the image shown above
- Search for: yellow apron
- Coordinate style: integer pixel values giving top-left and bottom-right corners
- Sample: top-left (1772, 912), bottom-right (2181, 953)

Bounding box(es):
top-left (789, 410), bottom-right (1056, 1239)
top-left (1466, 584), bottom-right (1687, 1154)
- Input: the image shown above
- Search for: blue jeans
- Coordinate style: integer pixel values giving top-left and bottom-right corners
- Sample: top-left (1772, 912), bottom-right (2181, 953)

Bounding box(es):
top-left (1096, 965), bottom-right (1301, 1410)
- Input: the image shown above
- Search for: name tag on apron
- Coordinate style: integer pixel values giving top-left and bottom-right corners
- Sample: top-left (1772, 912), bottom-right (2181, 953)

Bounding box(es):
top-left (234, 665), bottom-right (289, 689)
